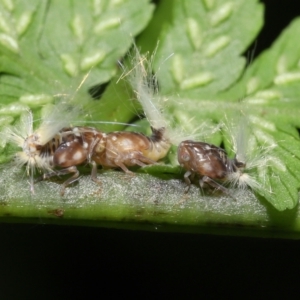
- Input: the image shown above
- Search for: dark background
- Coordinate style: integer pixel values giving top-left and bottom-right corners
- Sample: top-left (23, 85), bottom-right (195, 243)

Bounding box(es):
top-left (1, 1), bottom-right (300, 299)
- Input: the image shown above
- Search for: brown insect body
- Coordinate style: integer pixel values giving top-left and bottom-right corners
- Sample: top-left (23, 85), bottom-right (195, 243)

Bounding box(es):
top-left (92, 127), bottom-right (170, 173)
top-left (39, 127), bottom-right (106, 194)
top-left (52, 127), bottom-right (105, 168)
top-left (24, 127), bottom-right (103, 171)
top-left (39, 126), bottom-right (170, 195)
top-left (177, 140), bottom-right (245, 194)
top-left (38, 135), bottom-right (63, 166)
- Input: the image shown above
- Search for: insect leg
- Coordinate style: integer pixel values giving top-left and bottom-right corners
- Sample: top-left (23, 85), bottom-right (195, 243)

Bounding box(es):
top-left (200, 176), bottom-right (236, 199)
top-left (90, 160), bottom-right (101, 184)
top-left (38, 166), bottom-right (80, 196)
top-left (130, 153), bottom-right (157, 167)
top-left (113, 159), bottom-right (134, 175)
top-left (183, 170), bottom-right (193, 193)
top-left (59, 166), bottom-right (80, 196)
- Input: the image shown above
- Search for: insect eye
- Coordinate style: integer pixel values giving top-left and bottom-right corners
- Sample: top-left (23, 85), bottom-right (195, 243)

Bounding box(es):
top-left (182, 153), bottom-right (190, 162)
top-left (236, 161), bottom-right (246, 168)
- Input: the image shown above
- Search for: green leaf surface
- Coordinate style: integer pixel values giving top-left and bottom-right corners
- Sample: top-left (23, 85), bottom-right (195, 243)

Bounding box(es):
top-left (1, 167), bottom-right (300, 239)
top-left (0, 0), bottom-right (154, 124)
top-left (135, 1), bottom-right (300, 211)
top-left (1, 0), bottom-right (300, 237)
top-left (148, 0), bottom-right (263, 97)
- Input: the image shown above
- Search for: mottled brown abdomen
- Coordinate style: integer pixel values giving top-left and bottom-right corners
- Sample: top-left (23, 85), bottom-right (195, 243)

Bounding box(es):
top-left (178, 140), bottom-right (228, 180)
